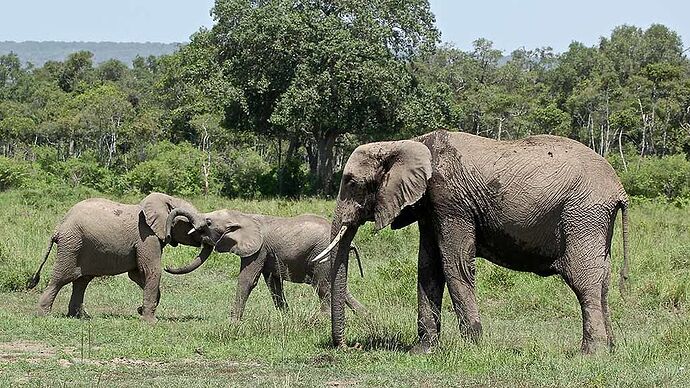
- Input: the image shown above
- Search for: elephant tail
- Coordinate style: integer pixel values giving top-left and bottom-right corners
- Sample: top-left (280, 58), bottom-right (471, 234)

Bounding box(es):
top-left (618, 200), bottom-right (630, 295)
top-left (349, 244), bottom-right (364, 278)
top-left (27, 232), bottom-right (58, 289)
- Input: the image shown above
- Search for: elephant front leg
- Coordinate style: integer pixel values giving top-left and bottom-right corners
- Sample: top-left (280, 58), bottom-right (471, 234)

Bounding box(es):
top-left (137, 242), bottom-right (163, 323)
top-left (231, 254), bottom-right (265, 322)
top-left (411, 220), bottom-right (445, 354)
top-left (437, 219), bottom-right (482, 343)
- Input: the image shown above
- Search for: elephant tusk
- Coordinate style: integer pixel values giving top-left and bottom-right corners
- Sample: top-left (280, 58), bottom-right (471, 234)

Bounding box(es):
top-left (312, 225), bottom-right (348, 263)
top-left (187, 226), bottom-right (196, 235)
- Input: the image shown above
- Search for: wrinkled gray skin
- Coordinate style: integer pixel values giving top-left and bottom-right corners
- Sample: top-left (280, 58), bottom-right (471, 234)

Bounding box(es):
top-left (326, 130), bottom-right (629, 354)
top-left (27, 193), bottom-right (209, 322)
top-left (164, 209), bottom-right (364, 321)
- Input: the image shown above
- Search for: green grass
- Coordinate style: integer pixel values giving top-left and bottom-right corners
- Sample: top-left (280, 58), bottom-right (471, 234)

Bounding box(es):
top-left (0, 189), bottom-right (689, 386)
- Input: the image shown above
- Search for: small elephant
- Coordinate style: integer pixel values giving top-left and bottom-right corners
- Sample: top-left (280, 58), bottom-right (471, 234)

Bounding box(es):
top-left (27, 193), bottom-right (206, 322)
top-left (164, 208), bottom-right (364, 321)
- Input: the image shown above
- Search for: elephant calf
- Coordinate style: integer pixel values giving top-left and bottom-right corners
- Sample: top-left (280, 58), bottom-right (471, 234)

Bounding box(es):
top-left (27, 193), bottom-right (205, 322)
top-left (164, 209), bottom-right (364, 321)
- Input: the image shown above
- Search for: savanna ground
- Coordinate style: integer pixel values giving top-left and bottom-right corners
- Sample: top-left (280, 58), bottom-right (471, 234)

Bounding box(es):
top-left (0, 188), bottom-right (688, 387)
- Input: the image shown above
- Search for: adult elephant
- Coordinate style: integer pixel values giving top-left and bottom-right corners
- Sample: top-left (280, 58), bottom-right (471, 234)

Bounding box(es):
top-left (317, 129), bottom-right (629, 354)
top-left (163, 209), bottom-right (364, 321)
top-left (27, 193), bottom-right (211, 322)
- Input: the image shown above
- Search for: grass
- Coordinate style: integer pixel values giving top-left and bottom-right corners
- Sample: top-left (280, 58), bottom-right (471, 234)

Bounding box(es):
top-left (0, 188), bottom-right (688, 386)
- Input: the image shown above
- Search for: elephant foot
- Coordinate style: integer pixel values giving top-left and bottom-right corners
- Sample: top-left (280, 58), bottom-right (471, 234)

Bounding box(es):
top-left (141, 312), bottom-right (157, 324)
top-left (68, 305), bottom-right (91, 319)
top-left (409, 341), bottom-right (435, 355)
top-left (460, 321), bottom-right (483, 344)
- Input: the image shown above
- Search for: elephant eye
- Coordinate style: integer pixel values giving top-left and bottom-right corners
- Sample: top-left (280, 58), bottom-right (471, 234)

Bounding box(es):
top-left (205, 218), bottom-right (212, 227)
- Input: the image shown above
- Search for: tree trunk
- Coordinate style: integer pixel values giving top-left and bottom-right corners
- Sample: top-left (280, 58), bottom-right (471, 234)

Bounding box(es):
top-left (314, 129), bottom-right (338, 196)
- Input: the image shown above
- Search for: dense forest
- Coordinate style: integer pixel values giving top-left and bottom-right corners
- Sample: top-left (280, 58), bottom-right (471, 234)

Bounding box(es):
top-left (1, 0), bottom-right (689, 199)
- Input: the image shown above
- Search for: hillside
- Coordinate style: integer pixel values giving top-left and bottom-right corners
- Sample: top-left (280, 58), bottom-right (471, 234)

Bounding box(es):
top-left (0, 41), bottom-right (181, 66)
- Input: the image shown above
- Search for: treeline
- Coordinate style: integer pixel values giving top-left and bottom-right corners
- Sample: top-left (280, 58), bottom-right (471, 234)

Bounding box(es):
top-left (1, 0), bottom-right (689, 199)
top-left (0, 41), bottom-right (180, 67)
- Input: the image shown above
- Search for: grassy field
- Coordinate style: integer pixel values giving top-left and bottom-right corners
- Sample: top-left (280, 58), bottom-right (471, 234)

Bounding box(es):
top-left (0, 188), bottom-right (688, 387)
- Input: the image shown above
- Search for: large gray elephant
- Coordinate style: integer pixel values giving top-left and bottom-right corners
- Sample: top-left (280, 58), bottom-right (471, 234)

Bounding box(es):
top-left (317, 129), bottom-right (629, 354)
top-left (27, 193), bottom-right (208, 322)
top-left (163, 208), bottom-right (364, 321)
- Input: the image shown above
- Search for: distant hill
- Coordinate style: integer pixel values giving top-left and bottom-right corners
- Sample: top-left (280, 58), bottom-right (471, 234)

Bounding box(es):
top-left (0, 41), bottom-right (181, 67)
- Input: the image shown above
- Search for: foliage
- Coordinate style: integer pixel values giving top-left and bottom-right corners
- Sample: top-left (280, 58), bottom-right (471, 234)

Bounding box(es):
top-left (0, 156), bottom-right (29, 191)
top-left (125, 142), bottom-right (210, 196)
top-left (610, 154), bottom-right (690, 200)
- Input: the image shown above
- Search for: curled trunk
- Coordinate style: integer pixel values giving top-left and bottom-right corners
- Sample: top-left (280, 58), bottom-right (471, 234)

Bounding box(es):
top-left (165, 243), bottom-right (214, 274)
top-left (165, 207), bottom-right (203, 243)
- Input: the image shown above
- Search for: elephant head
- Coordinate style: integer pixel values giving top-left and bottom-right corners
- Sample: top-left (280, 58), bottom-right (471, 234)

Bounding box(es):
top-left (139, 192), bottom-right (203, 247)
top-left (164, 209), bottom-right (264, 274)
top-left (318, 140), bottom-right (432, 346)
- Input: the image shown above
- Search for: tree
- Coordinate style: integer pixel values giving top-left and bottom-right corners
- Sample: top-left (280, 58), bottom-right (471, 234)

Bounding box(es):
top-left (191, 0), bottom-right (439, 193)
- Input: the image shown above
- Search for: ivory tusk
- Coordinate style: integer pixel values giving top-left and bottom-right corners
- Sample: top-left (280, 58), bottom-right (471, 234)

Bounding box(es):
top-left (187, 226), bottom-right (196, 235)
top-left (312, 225), bottom-right (348, 263)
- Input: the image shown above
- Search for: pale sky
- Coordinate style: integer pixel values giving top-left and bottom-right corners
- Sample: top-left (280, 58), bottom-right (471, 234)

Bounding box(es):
top-left (0, 0), bottom-right (688, 53)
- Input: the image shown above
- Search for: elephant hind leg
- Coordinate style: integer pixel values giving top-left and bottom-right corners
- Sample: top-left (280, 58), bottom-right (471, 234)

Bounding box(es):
top-left (67, 276), bottom-right (94, 318)
top-left (561, 252), bottom-right (611, 354)
top-left (263, 271), bottom-right (287, 310)
top-left (601, 261), bottom-right (614, 348)
top-left (38, 279), bottom-right (69, 316)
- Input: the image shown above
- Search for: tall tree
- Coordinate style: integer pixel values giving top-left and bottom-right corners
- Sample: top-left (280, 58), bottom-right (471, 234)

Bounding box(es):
top-left (193, 0), bottom-right (439, 193)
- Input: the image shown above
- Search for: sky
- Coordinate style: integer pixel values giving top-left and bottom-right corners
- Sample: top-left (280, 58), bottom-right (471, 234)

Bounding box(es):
top-left (0, 0), bottom-right (688, 54)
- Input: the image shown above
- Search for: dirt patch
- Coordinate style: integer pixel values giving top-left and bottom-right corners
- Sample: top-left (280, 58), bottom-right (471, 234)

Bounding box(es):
top-left (0, 340), bottom-right (56, 363)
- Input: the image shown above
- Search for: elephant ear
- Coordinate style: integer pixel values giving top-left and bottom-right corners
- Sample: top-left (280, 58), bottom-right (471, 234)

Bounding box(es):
top-left (215, 212), bottom-right (264, 257)
top-left (140, 192), bottom-right (196, 241)
top-left (373, 140), bottom-right (432, 231)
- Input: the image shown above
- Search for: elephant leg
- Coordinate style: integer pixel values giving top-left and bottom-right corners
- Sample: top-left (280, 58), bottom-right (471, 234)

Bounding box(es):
top-left (560, 249), bottom-right (610, 354)
top-left (67, 276), bottom-right (94, 318)
top-left (411, 219), bottom-right (445, 354)
top-left (128, 269), bottom-right (157, 316)
top-left (232, 254), bottom-right (265, 321)
top-left (601, 264), bottom-right (614, 348)
top-left (38, 278), bottom-right (71, 316)
top-left (437, 219), bottom-right (481, 343)
top-left (136, 240), bottom-right (162, 323)
top-left (263, 270), bottom-right (287, 311)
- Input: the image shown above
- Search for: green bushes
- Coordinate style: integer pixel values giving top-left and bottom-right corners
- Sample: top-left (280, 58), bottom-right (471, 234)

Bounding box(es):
top-left (125, 142), bottom-right (210, 196)
top-left (0, 156), bottom-right (29, 191)
top-left (609, 153), bottom-right (690, 202)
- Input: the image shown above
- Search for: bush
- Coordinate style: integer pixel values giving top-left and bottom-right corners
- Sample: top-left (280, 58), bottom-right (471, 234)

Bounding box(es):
top-left (215, 148), bottom-right (275, 198)
top-left (0, 156), bottom-right (29, 191)
top-left (610, 154), bottom-right (690, 200)
top-left (0, 241), bottom-right (33, 291)
top-left (125, 141), bottom-right (212, 196)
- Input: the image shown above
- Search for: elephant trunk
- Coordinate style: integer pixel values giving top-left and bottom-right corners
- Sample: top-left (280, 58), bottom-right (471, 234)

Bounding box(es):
top-left (330, 205), bottom-right (358, 347)
top-left (164, 243), bottom-right (213, 274)
top-left (165, 207), bottom-right (203, 243)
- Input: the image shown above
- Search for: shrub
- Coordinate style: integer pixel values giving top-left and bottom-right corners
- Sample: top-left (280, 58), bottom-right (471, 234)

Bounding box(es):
top-left (609, 154), bottom-right (690, 200)
top-left (215, 148), bottom-right (275, 198)
top-left (0, 241), bottom-right (33, 291)
top-left (0, 156), bottom-right (29, 191)
top-left (125, 141), bottom-right (212, 196)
